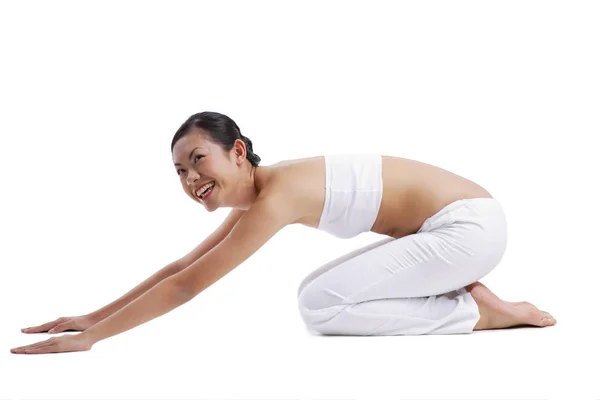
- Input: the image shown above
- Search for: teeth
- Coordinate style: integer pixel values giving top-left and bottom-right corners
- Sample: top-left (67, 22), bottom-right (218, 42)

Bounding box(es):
top-left (195, 181), bottom-right (214, 197)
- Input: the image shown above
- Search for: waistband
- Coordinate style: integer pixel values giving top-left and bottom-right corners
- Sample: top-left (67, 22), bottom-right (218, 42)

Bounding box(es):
top-left (417, 197), bottom-right (505, 233)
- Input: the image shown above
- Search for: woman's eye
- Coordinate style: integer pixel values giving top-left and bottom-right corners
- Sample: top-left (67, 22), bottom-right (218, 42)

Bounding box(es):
top-left (176, 155), bottom-right (203, 175)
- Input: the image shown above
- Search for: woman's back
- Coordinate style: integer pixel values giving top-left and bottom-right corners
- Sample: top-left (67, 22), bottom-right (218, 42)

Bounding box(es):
top-left (257, 154), bottom-right (493, 239)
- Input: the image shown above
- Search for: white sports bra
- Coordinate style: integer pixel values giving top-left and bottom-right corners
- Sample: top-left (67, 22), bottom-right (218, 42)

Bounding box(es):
top-left (316, 154), bottom-right (383, 239)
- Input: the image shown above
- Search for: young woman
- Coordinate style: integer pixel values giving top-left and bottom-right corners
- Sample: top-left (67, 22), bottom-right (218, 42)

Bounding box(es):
top-left (11, 111), bottom-right (556, 354)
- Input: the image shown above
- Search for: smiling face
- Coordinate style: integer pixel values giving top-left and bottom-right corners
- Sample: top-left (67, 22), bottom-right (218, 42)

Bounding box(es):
top-left (172, 128), bottom-right (256, 211)
top-left (172, 129), bottom-right (231, 210)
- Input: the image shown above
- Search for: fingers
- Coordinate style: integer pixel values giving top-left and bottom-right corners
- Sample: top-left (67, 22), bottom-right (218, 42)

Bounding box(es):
top-left (22, 319), bottom-right (61, 333)
top-left (11, 338), bottom-right (54, 353)
top-left (21, 345), bottom-right (57, 354)
top-left (48, 323), bottom-right (66, 334)
top-left (12, 343), bottom-right (56, 354)
top-left (30, 339), bottom-right (55, 348)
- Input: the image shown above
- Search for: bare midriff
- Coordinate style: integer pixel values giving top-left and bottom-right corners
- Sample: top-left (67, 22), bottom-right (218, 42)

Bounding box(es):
top-left (253, 155), bottom-right (493, 239)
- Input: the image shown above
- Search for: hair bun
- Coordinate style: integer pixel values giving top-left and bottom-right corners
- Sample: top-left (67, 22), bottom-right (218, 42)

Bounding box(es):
top-left (242, 135), bottom-right (253, 151)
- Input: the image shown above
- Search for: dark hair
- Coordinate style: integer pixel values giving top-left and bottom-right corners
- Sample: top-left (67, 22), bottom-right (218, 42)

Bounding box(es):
top-left (171, 111), bottom-right (261, 167)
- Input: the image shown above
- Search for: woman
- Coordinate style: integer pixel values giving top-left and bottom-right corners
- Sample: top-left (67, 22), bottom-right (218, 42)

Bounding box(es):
top-left (11, 111), bottom-right (556, 354)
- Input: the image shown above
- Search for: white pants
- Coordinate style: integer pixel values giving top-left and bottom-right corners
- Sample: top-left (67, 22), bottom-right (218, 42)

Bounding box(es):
top-left (297, 197), bottom-right (508, 335)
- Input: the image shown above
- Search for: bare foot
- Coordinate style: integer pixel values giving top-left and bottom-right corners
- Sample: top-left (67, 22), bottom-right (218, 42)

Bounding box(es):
top-left (465, 281), bottom-right (557, 330)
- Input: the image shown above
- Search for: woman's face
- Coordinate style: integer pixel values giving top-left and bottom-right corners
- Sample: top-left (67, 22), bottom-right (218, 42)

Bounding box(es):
top-left (172, 130), bottom-right (233, 210)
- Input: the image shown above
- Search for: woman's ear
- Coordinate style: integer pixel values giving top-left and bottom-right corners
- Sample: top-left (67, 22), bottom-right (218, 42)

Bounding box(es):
top-left (234, 139), bottom-right (247, 162)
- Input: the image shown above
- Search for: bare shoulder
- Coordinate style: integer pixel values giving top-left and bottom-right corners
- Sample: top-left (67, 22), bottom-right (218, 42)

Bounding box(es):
top-left (257, 156), bottom-right (326, 228)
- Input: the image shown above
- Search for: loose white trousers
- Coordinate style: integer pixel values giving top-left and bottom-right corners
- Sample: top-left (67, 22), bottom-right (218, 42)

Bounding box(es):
top-left (297, 198), bottom-right (508, 336)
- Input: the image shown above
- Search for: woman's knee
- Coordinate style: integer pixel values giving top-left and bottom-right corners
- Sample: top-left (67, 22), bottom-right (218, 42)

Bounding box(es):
top-left (297, 237), bottom-right (396, 298)
top-left (297, 287), bottom-right (347, 334)
top-left (298, 278), bottom-right (343, 311)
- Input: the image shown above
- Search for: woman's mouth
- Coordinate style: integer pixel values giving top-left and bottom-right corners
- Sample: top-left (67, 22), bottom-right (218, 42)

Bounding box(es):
top-left (195, 181), bottom-right (215, 200)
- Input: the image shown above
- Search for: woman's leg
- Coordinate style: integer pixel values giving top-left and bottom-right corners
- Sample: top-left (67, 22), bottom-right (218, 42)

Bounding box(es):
top-left (297, 236), bottom-right (396, 298)
top-left (297, 198), bottom-right (510, 335)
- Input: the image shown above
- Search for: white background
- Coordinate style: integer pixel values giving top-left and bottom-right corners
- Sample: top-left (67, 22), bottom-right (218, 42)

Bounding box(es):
top-left (1, 1), bottom-right (598, 399)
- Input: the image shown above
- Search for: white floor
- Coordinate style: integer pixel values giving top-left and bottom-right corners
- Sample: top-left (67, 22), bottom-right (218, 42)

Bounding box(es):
top-left (2, 289), bottom-right (595, 400)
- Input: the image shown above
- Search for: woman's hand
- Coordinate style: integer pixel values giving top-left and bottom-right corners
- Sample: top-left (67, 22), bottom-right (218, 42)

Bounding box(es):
top-left (21, 315), bottom-right (97, 334)
top-left (10, 333), bottom-right (94, 354)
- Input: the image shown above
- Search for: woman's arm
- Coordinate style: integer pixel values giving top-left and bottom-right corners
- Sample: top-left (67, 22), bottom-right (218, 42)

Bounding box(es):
top-left (87, 209), bottom-right (246, 324)
top-left (80, 275), bottom-right (186, 344)
top-left (79, 195), bottom-right (295, 346)
top-left (86, 260), bottom-right (183, 324)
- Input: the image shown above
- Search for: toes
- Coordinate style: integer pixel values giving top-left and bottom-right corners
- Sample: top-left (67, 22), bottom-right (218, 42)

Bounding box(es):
top-left (540, 315), bottom-right (557, 326)
top-left (541, 311), bottom-right (556, 320)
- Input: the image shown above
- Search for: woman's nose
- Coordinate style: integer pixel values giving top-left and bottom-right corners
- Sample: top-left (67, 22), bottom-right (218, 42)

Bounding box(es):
top-left (186, 172), bottom-right (201, 185)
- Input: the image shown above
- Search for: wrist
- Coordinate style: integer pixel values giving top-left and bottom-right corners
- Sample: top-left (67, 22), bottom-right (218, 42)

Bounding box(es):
top-left (80, 325), bottom-right (101, 345)
top-left (85, 312), bottom-right (103, 326)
